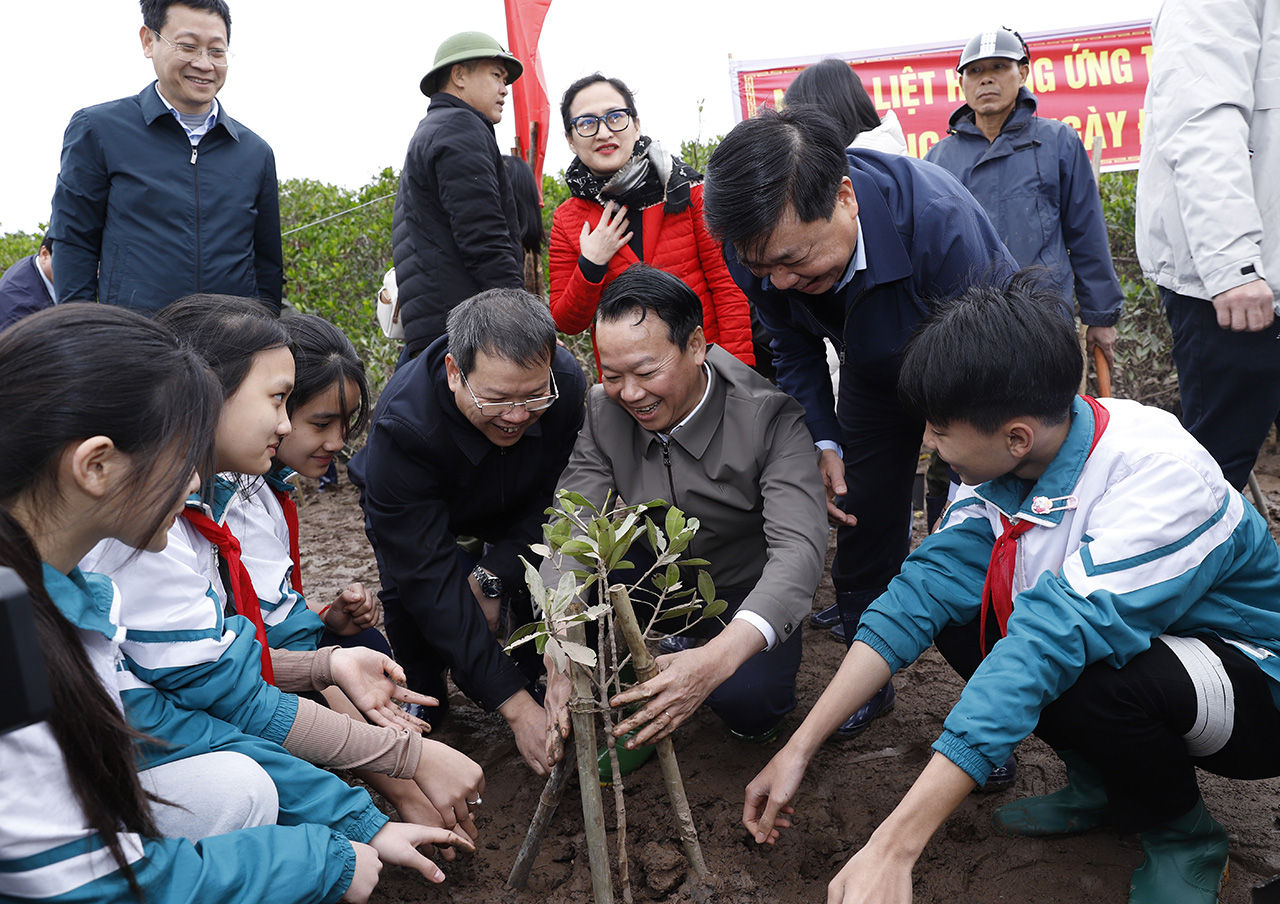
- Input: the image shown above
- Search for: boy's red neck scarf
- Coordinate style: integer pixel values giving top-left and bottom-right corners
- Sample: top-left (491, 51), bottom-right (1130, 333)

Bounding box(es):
top-left (979, 397), bottom-right (1110, 655)
top-left (180, 509), bottom-right (276, 685)
top-left (269, 485), bottom-right (304, 594)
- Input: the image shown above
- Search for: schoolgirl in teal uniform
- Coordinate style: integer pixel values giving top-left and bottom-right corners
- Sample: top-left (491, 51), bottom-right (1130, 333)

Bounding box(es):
top-left (228, 311), bottom-right (464, 833)
top-left (81, 295), bottom-right (483, 857)
top-left (0, 304), bottom-right (410, 903)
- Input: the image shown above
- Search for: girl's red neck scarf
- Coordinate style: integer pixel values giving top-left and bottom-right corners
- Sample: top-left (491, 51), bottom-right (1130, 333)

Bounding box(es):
top-left (180, 509), bottom-right (277, 685)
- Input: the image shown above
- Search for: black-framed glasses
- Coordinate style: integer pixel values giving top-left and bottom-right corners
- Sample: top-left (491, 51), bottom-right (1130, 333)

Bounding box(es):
top-left (461, 369), bottom-right (559, 416)
top-left (153, 30), bottom-right (233, 67)
top-left (570, 108), bottom-right (635, 138)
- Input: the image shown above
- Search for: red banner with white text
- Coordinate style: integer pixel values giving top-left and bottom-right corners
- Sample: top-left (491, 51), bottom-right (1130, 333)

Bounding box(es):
top-left (730, 22), bottom-right (1151, 170)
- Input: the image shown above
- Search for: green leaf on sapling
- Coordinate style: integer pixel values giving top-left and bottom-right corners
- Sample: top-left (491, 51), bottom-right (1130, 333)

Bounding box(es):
top-left (703, 599), bottom-right (728, 619)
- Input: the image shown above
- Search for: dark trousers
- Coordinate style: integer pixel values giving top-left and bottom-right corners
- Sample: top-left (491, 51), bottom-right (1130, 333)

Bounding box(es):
top-left (1163, 288), bottom-right (1280, 488)
top-left (381, 547), bottom-right (542, 717)
top-left (319, 626), bottom-right (393, 657)
top-left (832, 373), bottom-right (924, 632)
top-left (605, 552), bottom-right (803, 736)
top-left (935, 618), bottom-right (1280, 832)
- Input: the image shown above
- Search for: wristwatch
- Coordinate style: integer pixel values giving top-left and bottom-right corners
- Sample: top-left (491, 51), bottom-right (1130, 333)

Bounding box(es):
top-left (471, 565), bottom-right (503, 599)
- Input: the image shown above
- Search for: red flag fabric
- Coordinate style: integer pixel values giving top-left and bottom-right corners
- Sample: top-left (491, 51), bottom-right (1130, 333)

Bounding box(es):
top-left (505, 0), bottom-right (553, 195)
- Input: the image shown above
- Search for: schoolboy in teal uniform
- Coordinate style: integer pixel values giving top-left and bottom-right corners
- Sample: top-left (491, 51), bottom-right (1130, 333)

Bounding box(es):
top-left (744, 273), bottom-right (1280, 904)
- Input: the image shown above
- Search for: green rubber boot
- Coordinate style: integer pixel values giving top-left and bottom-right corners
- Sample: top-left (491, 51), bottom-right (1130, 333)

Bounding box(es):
top-left (991, 750), bottom-right (1110, 837)
top-left (598, 729), bottom-right (656, 786)
top-left (597, 664), bottom-right (653, 786)
top-left (1129, 798), bottom-right (1229, 904)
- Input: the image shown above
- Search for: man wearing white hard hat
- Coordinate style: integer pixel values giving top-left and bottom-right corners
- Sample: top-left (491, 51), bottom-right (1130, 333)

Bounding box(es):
top-left (392, 32), bottom-right (527, 360)
top-left (926, 27), bottom-right (1123, 372)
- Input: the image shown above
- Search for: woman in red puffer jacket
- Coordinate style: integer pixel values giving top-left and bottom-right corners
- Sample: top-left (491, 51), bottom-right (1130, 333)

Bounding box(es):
top-left (549, 73), bottom-right (754, 370)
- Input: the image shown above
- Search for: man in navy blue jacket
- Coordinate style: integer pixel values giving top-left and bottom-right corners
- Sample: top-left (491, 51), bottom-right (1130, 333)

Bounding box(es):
top-left (925, 27), bottom-right (1122, 367)
top-left (348, 288), bottom-right (586, 776)
top-left (0, 236), bottom-right (55, 330)
top-left (704, 106), bottom-right (1015, 740)
top-left (49, 0), bottom-right (281, 313)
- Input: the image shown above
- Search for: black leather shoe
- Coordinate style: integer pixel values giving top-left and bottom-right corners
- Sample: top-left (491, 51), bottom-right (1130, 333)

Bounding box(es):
top-left (975, 753), bottom-right (1018, 793)
top-left (831, 680), bottom-right (895, 741)
top-left (830, 621), bottom-right (848, 643)
top-left (809, 602), bottom-right (842, 629)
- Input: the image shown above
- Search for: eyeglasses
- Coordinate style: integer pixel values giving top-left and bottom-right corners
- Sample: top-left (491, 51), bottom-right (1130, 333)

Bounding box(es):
top-left (152, 30), bottom-right (233, 67)
top-left (461, 369), bottom-right (559, 416)
top-left (570, 108), bottom-right (635, 138)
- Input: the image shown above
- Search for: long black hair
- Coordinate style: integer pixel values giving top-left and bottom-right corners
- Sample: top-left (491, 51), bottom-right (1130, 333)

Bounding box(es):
top-left (784, 58), bottom-right (882, 146)
top-left (282, 314), bottom-right (370, 441)
top-left (504, 154), bottom-right (547, 256)
top-left (0, 304), bottom-right (220, 896)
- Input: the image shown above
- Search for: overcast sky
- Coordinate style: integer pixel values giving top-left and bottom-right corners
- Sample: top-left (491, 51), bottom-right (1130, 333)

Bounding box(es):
top-left (0, 0), bottom-right (1159, 234)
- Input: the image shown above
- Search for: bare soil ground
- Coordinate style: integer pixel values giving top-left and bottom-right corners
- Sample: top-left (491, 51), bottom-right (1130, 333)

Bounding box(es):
top-left (298, 459), bottom-right (1280, 904)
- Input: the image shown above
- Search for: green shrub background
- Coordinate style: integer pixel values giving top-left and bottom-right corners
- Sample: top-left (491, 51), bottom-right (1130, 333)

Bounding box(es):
top-left (1, 164), bottom-right (1173, 411)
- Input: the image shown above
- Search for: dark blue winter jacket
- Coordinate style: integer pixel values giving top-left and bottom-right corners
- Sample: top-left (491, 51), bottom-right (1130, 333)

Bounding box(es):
top-left (726, 150), bottom-right (1015, 444)
top-left (50, 83), bottom-right (282, 313)
top-left (925, 88), bottom-right (1123, 327)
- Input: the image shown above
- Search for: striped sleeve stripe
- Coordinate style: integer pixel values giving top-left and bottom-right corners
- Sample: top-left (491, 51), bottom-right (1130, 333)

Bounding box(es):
top-left (1159, 634), bottom-right (1235, 757)
top-left (121, 630), bottom-right (237, 671)
top-left (0, 834), bottom-right (143, 898)
top-left (1064, 494), bottom-right (1240, 597)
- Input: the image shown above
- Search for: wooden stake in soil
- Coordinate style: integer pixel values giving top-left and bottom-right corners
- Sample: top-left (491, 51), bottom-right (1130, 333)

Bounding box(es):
top-left (608, 584), bottom-right (709, 877)
top-left (567, 619), bottom-right (615, 903)
top-left (505, 748), bottom-right (577, 890)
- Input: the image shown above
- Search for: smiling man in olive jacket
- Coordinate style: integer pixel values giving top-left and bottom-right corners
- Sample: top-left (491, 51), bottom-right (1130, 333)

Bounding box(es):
top-left (542, 265), bottom-right (827, 765)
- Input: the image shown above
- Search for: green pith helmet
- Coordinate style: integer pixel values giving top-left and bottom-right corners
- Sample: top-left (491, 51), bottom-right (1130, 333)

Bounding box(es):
top-left (421, 31), bottom-right (523, 97)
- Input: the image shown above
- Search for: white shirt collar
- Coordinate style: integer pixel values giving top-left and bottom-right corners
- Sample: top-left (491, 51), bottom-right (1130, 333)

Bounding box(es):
top-left (657, 361), bottom-right (714, 441)
top-left (34, 255), bottom-right (55, 302)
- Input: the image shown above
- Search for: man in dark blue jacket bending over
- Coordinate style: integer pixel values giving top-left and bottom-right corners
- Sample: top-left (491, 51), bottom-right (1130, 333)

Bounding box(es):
top-left (703, 106), bottom-right (1015, 745)
top-left (349, 288), bottom-right (587, 776)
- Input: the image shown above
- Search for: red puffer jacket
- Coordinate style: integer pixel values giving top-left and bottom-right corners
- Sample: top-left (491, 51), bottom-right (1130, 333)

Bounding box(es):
top-left (549, 182), bottom-right (755, 368)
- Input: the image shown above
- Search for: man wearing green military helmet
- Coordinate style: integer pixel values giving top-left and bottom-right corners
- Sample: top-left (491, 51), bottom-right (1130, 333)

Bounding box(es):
top-left (392, 32), bottom-right (527, 359)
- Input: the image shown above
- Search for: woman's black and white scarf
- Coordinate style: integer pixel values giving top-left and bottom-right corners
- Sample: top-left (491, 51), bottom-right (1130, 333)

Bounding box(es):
top-left (564, 135), bottom-right (701, 215)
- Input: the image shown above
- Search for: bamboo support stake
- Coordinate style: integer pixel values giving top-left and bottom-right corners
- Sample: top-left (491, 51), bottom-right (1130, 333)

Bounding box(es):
top-left (567, 620), bottom-right (614, 904)
top-left (608, 584), bottom-right (709, 877)
top-left (600, 621), bottom-right (632, 903)
top-left (505, 748), bottom-right (577, 890)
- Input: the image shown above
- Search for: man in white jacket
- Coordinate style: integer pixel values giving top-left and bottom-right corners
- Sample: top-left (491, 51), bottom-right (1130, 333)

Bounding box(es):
top-left (1136, 0), bottom-right (1280, 489)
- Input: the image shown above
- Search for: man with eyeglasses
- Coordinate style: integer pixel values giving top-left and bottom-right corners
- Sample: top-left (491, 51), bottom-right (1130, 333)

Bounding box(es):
top-left (391, 32), bottom-right (526, 361)
top-left (49, 0), bottom-right (282, 314)
top-left (348, 289), bottom-right (587, 777)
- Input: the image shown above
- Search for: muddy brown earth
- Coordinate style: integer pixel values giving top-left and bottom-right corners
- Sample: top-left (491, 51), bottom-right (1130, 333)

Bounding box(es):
top-left (298, 461), bottom-right (1280, 904)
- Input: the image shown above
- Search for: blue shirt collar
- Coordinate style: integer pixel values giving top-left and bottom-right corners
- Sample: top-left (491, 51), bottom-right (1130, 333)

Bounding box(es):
top-left (154, 83), bottom-right (219, 143)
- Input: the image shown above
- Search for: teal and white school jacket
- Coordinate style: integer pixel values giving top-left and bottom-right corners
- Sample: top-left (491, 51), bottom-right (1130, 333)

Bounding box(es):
top-left (0, 565), bottom-right (355, 904)
top-left (221, 471), bottom-right (325, 652)
top-left (82, 484), bottom-right (298, 747)
top-left (856, 397), bottom-right (1280, 786)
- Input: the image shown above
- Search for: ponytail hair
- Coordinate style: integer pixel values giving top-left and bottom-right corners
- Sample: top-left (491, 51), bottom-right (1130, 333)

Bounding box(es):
top-left (0, 304), bottom-right (221, 896)
top-left (283, 314), bottom-right (370, 441)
